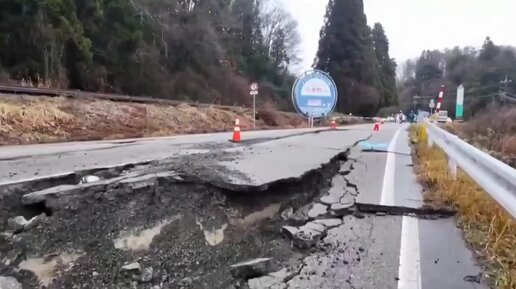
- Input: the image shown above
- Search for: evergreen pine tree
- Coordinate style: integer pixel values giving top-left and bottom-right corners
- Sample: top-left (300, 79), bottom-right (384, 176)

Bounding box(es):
top-left (372, 23), bottom-right (398, 107)
top-left (315, 0), bottom-right (382, 116)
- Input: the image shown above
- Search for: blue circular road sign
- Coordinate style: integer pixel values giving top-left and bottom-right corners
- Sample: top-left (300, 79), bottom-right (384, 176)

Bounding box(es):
top-left (292, 70), bottom-right (338, 118)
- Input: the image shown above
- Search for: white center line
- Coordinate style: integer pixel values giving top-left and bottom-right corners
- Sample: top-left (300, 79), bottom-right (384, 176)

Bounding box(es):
top-left (379, 125), bottom-right (422, 289)
top-left (398, 216), bottom-right (422, 289)
top-left (380, 127), bottom-right (402, 206)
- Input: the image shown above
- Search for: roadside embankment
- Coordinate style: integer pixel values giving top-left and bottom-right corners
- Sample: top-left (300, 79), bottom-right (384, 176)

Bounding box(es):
top-left (446, 105), bottom-right (516, 168)
top-left (410, 125), bottom-right (515, 289)
top-left (0, 94), bottom-right (305, 145)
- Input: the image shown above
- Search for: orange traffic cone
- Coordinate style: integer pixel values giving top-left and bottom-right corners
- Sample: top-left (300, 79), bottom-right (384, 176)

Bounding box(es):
top-left (373, 122), bottom-right (380, 131)
top-left (330, 120), bottom-right (337, 129)
top-left (232, 119), bottom-right (241, 142)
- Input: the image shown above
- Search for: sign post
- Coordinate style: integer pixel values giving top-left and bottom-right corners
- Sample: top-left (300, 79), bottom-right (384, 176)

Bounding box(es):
top-left (249, 82), bottom-right (259, 129)
top-left (292, 70), bottom-right (338, 124)
top-left (456, 84), bottom-right (464, 120)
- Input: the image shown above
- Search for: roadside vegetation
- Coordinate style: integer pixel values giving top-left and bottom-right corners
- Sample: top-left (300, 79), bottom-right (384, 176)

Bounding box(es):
top-left (410, 125), bottom-right (515, 289)
top-left (0, 94), bottom-right (304, 145)
top-left (397, 38), bottom-right (516, 118)
top-left (447, 105), bottom-right (516, 168)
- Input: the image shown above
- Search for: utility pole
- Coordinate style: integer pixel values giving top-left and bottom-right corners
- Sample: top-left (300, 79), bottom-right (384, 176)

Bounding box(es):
top-left (499, 75), bottom-right (512, 102)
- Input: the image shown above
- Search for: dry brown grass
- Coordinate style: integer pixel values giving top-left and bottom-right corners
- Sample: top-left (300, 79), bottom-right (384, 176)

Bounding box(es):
top-left (460, 106), bottom-right (516, 155)
top-left (410, 125), bottom-right (516, 289)
top-left (0, 94), bottom-right (305, 145)
top-left (256, 101), bottom-right (290, 127)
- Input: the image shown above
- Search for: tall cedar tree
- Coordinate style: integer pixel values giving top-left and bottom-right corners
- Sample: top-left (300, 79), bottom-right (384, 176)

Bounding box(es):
top-left (372, 23), bottom-right (397, 107)
top-left (315, 0), bottom-right (382, 116)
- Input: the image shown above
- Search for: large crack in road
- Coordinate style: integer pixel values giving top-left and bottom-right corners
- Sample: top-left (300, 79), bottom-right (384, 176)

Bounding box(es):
top-left (0, 138), bottom-right (455, 289)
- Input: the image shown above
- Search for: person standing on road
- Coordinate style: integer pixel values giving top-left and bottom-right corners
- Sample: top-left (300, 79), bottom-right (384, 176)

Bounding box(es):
top-left (409, 110), bottom-right (415, 123)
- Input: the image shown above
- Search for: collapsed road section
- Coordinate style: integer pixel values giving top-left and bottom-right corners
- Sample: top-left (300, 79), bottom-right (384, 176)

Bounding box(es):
top-left (0, 127), bottom-right (479, 289)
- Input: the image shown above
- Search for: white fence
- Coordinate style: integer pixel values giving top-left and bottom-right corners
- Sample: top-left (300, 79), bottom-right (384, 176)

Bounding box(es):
top-left (424, 120), bottom-right (516, 218)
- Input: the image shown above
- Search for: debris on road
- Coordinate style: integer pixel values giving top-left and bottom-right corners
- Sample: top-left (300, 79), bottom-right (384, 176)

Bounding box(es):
top-left (6, 216), bottom-right (27, 233)
top-left (230, 258), bottom-right (272, 279)
top-left (79, 175), bottom-right (101, 184)
top-left (121, 262), bottom-right (141, 273)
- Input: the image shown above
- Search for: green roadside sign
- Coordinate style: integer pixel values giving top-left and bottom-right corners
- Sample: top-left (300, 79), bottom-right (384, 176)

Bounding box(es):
top-left (456, 84), bottom-right (464, 119)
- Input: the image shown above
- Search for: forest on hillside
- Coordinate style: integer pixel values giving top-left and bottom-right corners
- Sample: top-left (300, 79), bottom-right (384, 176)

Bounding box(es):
top-left (0, 0), bottom-right (302, 109)
top-left (397, 37), bottom-right (516, 119)
top-left (0, 0), bottom-right (400, 115)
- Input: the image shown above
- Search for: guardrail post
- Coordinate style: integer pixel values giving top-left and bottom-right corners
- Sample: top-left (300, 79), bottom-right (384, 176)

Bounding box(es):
top-left (448, 157), bottom-right (457, 179)
top-left (427, 136), bottom-right (434, 148)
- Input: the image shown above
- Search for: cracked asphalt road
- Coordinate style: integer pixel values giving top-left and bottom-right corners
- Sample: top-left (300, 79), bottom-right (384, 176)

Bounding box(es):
top-left (0, 123), bottom-right (488, 289)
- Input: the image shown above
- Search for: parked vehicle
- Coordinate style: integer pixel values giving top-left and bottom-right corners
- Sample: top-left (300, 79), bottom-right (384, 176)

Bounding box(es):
top-left (437, 111), bottom-right (449, 123)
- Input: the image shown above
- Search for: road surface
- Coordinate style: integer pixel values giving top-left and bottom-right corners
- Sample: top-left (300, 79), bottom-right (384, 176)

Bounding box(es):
top-left (0, 123), bottom-right (487, 289)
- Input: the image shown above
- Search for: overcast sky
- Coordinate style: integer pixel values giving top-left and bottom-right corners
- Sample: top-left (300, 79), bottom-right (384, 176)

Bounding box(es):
top-left (281, 0), bottom-right (516, 72)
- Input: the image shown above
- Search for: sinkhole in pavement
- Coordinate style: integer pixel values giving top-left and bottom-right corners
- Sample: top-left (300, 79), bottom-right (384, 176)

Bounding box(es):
top-left (0, 148), bottom-right (455, 289)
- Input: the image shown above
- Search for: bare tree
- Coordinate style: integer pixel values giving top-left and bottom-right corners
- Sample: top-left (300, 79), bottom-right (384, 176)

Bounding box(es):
top-left (260, 0), bottom-right (301, 70)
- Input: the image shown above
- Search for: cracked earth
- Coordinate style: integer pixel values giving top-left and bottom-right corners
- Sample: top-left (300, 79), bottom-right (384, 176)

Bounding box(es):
top-left (0, 132), bottom-right (455, 289)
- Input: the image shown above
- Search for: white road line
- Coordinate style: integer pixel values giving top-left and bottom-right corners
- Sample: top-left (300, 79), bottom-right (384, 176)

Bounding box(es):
top-left (379, 125), bottom-right (422, 289)
top-left (398, 216), bottom-right (422, 289)
top-left (380, 127), bottom-right (402, 206)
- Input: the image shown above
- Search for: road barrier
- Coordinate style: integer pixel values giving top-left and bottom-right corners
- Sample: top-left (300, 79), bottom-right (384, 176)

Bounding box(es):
top-left (0, 84), bottom-right (244, 112)
top-left (424, 120), bottom-right (516, 218)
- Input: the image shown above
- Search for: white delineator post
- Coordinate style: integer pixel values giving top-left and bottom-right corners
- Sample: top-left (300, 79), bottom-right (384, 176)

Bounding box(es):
top-left (435, 85), bottom-right (445, 113)
top-left (448, 157), bottom-right (458, 179)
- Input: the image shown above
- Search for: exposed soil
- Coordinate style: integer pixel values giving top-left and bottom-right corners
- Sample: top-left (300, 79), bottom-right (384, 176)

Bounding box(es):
top-left (0, 94), bottom-right (305, 145)
top-left (0, 146), bottom-right (345, 289)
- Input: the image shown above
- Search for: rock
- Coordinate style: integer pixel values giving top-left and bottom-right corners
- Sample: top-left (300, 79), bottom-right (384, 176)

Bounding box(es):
top-left (331, 203), bottom-right (354, 216)
top-left (248, 275), bottom-right (284, 289)
top-left (80, 175), bottom-right (101, 184)
top-left (303, 222), bottom-right (325, 233)
top-left (280, 226), bottom-right (298, 239)
top-left (280, 208), bottom-right (293, 220)
top-left (0, 276), bottom-right (22, 289)
top-left (313, 219), bottom-right (342, 228)
top-left (230, 258), bottom-right (272, 279)
top-left (353, 210), bottom-right (365, 219)
top-left (7, 216), bottom-right (28, 232)
top-left (307, 203), bottom-right (328, 218)
top-left (247, 269), bottom-right (293, 289)
top-left (292, 229), bottom-right (322, 249)
top-left (180, 277), bottom-right (193, 285)
top-left (0, 232), bottom-right (13, 242)
top-left (121, 262), bottom-right (141, 273)
top-left (340, 192), bottom-right (356, 205)
top-left (319, 191), bottom-right (344, 205)
top-left (141, 267), bottom-right (153, 283)
top-left (22, 184), bottom-right (101, 206)
top-left (287, 205), bottom-right (312, 226)
top-left (24, 214), bottom-right (47, 230)
top-left (3, 250), bottom-right (23, 266)
top-left (287, 215), bottom-right (309, 227)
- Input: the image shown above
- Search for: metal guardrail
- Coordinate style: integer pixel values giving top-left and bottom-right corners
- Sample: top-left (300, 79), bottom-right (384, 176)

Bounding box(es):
top-left (424, 120), bottom-right (516, 218)
top-left (0, 84), bottom-right (247, 112)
